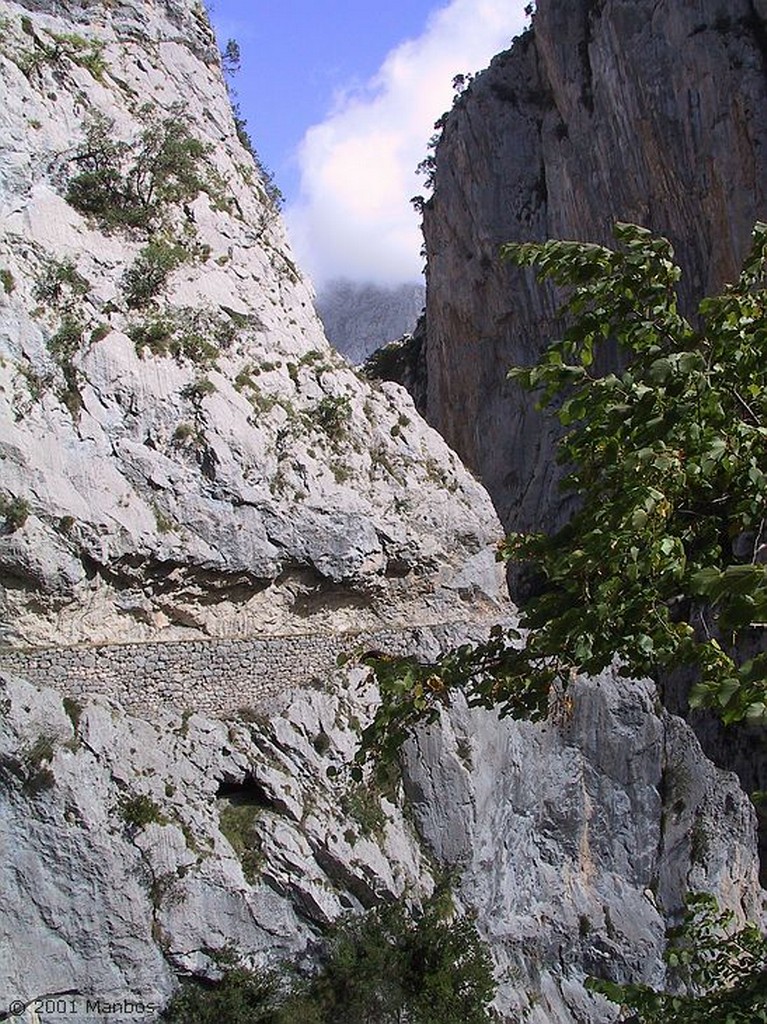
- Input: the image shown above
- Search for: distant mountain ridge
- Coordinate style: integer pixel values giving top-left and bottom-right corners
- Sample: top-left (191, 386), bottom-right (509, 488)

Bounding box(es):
top-left (315, 279), bottom-right (425, 364)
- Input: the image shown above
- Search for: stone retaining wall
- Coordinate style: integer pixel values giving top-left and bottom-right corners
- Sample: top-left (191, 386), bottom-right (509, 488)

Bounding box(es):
top-left (0, 623), bottom-right (468, 716)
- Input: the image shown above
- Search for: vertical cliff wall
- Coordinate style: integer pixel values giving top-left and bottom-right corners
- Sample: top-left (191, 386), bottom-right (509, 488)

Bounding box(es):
top-left (423, 0), bottom-right (767, 532)
top-left (4, 661), bottom-right (764, 1024)
top-left (0, 0), bottom-right (505, 646)
top-left (1, 3), bottom-right (766, 1021)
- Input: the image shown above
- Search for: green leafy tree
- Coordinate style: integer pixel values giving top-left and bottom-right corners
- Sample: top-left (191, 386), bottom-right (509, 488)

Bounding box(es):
top-left (588, 893), bottom-right (767, 1022)
top-left (299, 902), bottom-right (496, 1024)
top-left (499, 222), bottom-right (767, 723)
top-left (161, 901), bottom-right (497, 1023)
top-left (161, 951), bottom-right (285, 1024)
top-left (66, 105), bottom-right (212, 230)
top-left (357, 222), bottom-right (767, 767)
top-left (130, 104), bottom-right (211, 210)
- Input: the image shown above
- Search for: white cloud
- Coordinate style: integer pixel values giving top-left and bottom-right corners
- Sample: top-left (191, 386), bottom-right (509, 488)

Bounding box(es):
top-left (285, 0), bottom-right (531, 288)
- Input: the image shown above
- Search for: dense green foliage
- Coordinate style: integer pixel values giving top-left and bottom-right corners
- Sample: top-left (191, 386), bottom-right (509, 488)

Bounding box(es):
top-left (500, 222), bottom-right (767, 723)
top-left (65, 105), bottom-right (212, 230)
top-left (161, 901), bottom-right (497, 1023)
top-left (589, 893), bottom-right (767, 1022)
top-left (357, 222), bottom-right (767, 767)
top-left (161, 953), bottom-right (283, 1024)
top-left (122, 238), bottom-right (189, 308)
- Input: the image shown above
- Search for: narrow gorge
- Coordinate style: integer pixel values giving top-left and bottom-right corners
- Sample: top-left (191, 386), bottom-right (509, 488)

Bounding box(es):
top-left (0, 1), bottom-right (765, 1022)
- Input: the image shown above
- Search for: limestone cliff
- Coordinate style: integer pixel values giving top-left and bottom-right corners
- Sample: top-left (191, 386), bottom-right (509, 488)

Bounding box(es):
top-left (0, 0), bottom-right (503, 647)
top-left (1, 3), bottom-right (766, 1023)
top-left (422, 0), bottom-right (767, 532)
top-left (3, 662), bottom-right (763, 1024)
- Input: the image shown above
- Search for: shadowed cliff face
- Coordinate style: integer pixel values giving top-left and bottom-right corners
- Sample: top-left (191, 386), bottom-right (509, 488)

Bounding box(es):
top-left (423, 0), bottom-right (767, 533)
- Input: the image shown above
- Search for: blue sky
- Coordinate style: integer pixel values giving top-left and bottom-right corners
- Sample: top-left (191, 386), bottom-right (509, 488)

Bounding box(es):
top-left (208, 1), bottom-right (530, 285)
top-left (209, 1), bottom-right (444, 198)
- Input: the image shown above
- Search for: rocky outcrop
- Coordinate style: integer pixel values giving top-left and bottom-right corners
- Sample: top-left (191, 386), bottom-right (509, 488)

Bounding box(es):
top-left (315, 279), bottom-right (425, 365)
top-left (362, 311), bottom-right (428, 417)
top-left (2, 661), bottom-right (763, 1023)
top-left (406, 668), bottom-right (765, 1021)
top-left (1, 4), bottom-right (765, 1023)
top-left (0, 666), bottom-right (437, 1019)
top-left (0, 0), bottom-right (504, 647)
top-left (422, 0), bottom-right (767, 532)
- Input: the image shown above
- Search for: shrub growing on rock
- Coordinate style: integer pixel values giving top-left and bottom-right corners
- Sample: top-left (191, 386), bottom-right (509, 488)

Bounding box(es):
top-left (66, 105), bottom-right (213, 231)
top-left (161, 900), bottom-right (497, 1023)
top-left (0, 494), bottom-right (30, 531)
top-left (122, 238), bottom-right (189, 308)
top-left (33, 256), bottom-right (89, 309)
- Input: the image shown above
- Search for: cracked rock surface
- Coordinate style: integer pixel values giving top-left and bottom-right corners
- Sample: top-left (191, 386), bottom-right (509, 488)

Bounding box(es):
top-left (422, 0), bottom-right (767, 535)
top-left (2, 664), bottom-right (763, 1023)
top-left (0, 0), bottom-right (504, 646)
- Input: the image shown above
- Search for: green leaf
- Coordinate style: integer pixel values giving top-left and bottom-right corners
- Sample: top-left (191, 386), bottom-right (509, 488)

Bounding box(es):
top-left (649, 357), bottom-right (673, 382)
top-left (631, 508), bottom-right (649, 530)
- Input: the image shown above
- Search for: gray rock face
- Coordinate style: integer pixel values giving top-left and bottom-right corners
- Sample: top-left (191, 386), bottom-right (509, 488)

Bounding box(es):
top-left (406, 670), bottom-right (764, 1021)
top-left (315, 280), bottom-right (425, 365)
top-left (1, 4), bottom-right (765, 1024)
top-left (0, 0), bottom-right (505, 647)
top-left (2, 663), bottom-right (763, 1024)
top-left (422, 0), bottom-right (767, 532)
top-left (0, 667), bottom-right (437, 1021)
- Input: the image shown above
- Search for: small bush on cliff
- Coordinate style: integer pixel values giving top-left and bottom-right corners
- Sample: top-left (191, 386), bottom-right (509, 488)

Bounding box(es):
top-left (122, 238), bottom-right (189, 308)
top-left (16, 27), bottom-right (107, 82)
top-left (129, 307), bottom-right (226, 368)
top-left (46, 316), bottom-right (86, 420)
top-left (312, 394), bottom-right (352, 440)
top-left (357, 222), bottom-right (767, 770)
top-left (161, 899), bottom-right (497, 1023)
top-left (34, 256), bottom-right (89, 309)
top-left (0, 494), bottom-right (30, 531)
top-left (66, 105), bottom-right (212, 231)
top-left (118, 793), bottom-right (168, 829)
